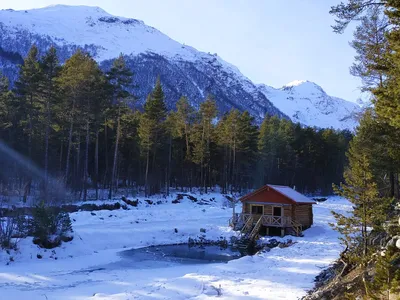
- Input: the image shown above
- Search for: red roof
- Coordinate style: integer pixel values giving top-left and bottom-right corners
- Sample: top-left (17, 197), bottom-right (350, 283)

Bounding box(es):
top-left (240, 184), bottom-right (316, 204)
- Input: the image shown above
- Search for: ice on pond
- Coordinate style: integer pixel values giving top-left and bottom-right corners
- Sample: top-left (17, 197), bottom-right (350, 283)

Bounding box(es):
top-left (119, 244), bottom-right (245, 267)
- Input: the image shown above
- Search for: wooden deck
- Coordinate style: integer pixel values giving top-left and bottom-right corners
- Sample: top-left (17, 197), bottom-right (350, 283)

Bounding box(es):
top-left (230, 213), bottom-right (303, 237)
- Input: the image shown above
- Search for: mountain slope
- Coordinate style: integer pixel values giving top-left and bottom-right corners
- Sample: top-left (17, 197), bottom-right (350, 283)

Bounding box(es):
top-left (0, 5), bottom-right (359, 129)
top-left (258, 80), bottom-right (360, 130)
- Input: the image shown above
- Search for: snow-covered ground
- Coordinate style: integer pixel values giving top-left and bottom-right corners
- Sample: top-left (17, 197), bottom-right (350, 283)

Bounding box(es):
top-left (0, 193), bottom-right (351, 299)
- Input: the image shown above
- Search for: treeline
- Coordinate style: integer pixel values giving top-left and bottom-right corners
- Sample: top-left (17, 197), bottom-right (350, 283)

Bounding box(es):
top-left (0, 45), bottom-right (352, 201)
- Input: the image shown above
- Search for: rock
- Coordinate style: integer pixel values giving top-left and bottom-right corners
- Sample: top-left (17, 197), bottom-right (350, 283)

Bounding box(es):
top-left (396, 239), bottom-right (400, 250)
top-left (172, 199), bottom-right (180, 204)
top-left (174, 228), bottom-right (178, 233)
top-left (37, 254), bottom-right (42, 259)
top-left (200, 228), bottom-right (206, 233)
top-left (145, 200), bottom-right (153, 205)
top-left (121, 197), bottom-right (139, 207)
top-left (91, 212), bottom-right (96, 216)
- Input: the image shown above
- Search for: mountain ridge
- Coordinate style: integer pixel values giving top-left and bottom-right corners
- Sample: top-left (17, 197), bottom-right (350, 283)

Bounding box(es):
top-left (0, 5), bottom-right (360, 129)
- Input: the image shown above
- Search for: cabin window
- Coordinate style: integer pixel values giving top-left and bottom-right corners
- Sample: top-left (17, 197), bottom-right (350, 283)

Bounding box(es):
top-left (251, 205), bottom-right (263, 214)
top-left (273, 206), bottom-right (282, 216)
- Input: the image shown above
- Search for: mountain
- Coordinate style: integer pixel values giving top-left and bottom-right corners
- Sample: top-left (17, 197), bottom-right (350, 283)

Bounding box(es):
top-left (258, 80), bottom-right (360, 130)
top-left (0, 5), bottom-right (359, 129)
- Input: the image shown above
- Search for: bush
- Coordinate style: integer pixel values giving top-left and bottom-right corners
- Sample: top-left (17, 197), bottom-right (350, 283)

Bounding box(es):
top-left (0, 215), bottom-right (25, 250)
top-left (30, 203), bottom-right (73, 249)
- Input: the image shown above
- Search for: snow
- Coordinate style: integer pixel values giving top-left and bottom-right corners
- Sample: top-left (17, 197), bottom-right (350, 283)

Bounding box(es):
top-left (258, 81), bottom-right (361, 130)
top-left (268, 185), bottom-right (316, 204)
top-left (0, 193), bottom-right (351, 299)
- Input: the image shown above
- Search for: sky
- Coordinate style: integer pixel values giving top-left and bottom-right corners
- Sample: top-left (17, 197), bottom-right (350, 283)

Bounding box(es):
top-left (0, 0), bottom-right (362, 103)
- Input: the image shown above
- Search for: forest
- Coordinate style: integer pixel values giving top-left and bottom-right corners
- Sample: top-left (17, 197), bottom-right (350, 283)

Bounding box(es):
top-left (0, 46), bottom-right (352, 201)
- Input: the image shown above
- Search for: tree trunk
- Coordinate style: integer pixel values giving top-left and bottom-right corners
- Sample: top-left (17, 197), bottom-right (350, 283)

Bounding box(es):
top-left (83, 119), bottom-right (90, 201)
top-left (65, 99), bottom-right (76, 185)
top-left (76, 133), bottom-right (81, 197)
top-left (109, 109), bottom-right (121, 199)
top-left (95, 128), bottom-right (99, 200)
top-left (144, 147), bottom-right (150, 197)
top-left (44, 99), bottom-right (50, 196)
top-left (167, 133), bottom-right (172, 196)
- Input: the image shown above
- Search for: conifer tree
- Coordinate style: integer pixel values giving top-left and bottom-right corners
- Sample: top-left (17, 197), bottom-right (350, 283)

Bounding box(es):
top-left (38, 46), bottom-right (61, 189)
top-left (191, 96), bottom-right (216, 193)
top-left (58, 50), bottom-right (106, 199)
top-left (139, 78), bottom-right (167, 196)
top-left (0, 74), bottom-right (13, 134)
top-left (14, 45), bottom-right (42, 160)
top-left (370, 246), bottom-right (400, 299)
top-left (332, 151), bottom-right (390, 295)
top-left (14, 45), bottom-right (42, 201)
top-left (107, 54), bottom-right (134, 199)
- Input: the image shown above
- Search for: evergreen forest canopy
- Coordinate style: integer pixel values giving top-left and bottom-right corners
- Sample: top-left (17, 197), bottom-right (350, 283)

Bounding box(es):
top-left (0, 45), bottom-right (352, 202)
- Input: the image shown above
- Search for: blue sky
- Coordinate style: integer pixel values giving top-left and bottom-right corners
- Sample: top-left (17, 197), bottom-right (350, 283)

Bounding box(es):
top-left (0, 0), bottom-right (362, 103)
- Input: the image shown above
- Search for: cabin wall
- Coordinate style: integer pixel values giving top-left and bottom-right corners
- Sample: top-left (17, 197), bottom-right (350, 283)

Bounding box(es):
top-left (294, 204), bottom-right (313, 228)
top-left (242, 203), bottom-right (292, 217)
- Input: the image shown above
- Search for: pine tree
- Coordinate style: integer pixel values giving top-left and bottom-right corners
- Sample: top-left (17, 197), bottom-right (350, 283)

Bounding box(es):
top-left (38, 47), bottom-right (61, 191)
top-left (14, 45), bottom-right (42, 202)
top-left (107, 54), bottom-right (134, 199)
top-left (350, 6), bottom-right (389, 90)
top-left (191, 96), bottom-right (216, 193)
top-left (58, 50), bottom-right (106, 199)
top-left (14, 45), bottom-right (42, 157)
top-left (139, 78), bottom-right (167, 196)
top-left (332, 151), bottom-right (390, 295)
top-left (0, 74), bottom-right (13, 133)
top-left (370, 246), bottom-right (400, 299)
top-left (236, 111), bottom-right (258, 192)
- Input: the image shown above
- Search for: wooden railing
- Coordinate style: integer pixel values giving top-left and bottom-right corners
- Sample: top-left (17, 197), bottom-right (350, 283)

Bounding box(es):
top-left (233, 213), bottom-right (292, 227)
top-left (261, 215), bottom-right (292, 227)
top-left (231, 213), bottom-right (303, 238)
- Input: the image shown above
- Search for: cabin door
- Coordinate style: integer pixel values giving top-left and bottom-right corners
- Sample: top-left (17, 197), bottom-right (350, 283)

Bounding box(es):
top-left (251, 205), bottom-right (264, 221)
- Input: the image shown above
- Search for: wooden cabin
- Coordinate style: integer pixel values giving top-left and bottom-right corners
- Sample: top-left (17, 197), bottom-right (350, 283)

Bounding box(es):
top-left (233, 184), bottom-right (316, 237)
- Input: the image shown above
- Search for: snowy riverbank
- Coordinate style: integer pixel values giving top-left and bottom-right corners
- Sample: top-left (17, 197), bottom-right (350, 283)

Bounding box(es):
top-left (0, 193), bottom-right (351, 299)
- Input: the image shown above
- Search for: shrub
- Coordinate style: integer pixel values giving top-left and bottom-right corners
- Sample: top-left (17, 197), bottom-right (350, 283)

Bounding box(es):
top-left (30, 203), bottom-right (73, 249)
top-left (0, 215), bottom-right (25, 250)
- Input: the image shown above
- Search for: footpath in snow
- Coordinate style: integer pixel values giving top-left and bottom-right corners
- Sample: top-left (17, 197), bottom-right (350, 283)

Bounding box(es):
top-left (0, 193), bottom-right (351, 299)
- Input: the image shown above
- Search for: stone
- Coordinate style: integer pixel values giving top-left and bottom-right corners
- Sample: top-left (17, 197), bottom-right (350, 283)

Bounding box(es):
top-left (396, 238), bottom-right (400, 250)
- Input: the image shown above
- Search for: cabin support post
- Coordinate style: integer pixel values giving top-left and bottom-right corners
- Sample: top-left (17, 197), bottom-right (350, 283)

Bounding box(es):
top-left (266, 227), bottom-right (270, 236)
top-left (280, 228), bottom-right (285, 237)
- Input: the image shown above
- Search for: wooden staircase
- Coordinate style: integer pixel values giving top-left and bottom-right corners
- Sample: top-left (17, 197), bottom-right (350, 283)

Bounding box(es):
top-left (239, 215), bottom-right (254, 238)
top-left (290, 219), bottom-right (303, 237)
top-left (236, 216), bottom-right (263, 250)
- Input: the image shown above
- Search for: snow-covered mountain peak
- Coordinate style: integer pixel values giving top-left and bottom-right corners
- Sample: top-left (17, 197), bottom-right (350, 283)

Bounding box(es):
top-left (282, 80), bottom-right (325, 95)
top-left (284, 79), bottom-right (310, 87)
top-left (258, 82), bottom-right (360, 130)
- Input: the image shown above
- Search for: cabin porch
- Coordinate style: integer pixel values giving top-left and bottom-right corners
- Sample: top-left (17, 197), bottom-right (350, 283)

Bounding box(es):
top-left (230, 211), bottom-right (303, 237)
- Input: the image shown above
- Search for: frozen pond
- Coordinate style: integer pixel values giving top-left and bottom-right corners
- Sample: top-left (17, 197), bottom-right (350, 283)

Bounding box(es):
top-left (118, 244), bottom-right (245, 268)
